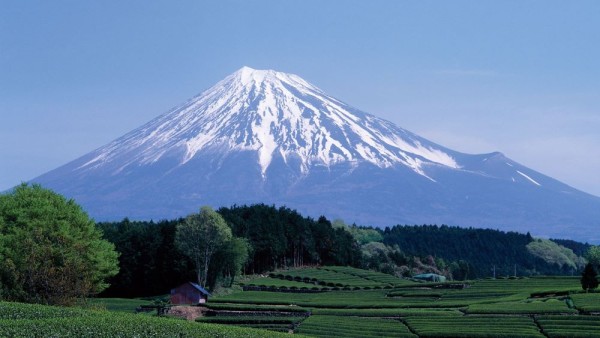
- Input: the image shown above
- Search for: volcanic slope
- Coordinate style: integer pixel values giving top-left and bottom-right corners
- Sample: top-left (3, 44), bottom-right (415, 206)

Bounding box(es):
top-left (31, 67), bottom-right (600, 242)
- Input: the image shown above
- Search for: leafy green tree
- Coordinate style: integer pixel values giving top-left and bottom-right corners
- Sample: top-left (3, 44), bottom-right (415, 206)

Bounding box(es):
top-left (0, 184), bottom-right (119, 305)
top-left (210, 237), bottom-right (251, 288)
top-left (585, 246), bottom-right (600, 267)
top-left (333, 219), bottom-right (383, 245)
top-left (223, 237), bottom-right (250, 286)
top-left (175, 206), bottom-right (232, 288)
top-left (526, 239), bottom-right (585, 271)
top-left (581, 263), bottom-right (599, 292)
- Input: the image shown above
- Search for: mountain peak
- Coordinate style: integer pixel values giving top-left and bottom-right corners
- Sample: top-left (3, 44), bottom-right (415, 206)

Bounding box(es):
top-left (235, 66), bottom-right (275, 84)
top-left (229, 66), bottom-right (317, 92)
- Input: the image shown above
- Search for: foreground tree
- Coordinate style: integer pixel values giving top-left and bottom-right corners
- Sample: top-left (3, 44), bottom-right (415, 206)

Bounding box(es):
top-left (175, 206), bottom-right (232, 288)
top-left (581, 263), bottom-right (599, 292)
top-left (0, 184), bottom-right (119, 305)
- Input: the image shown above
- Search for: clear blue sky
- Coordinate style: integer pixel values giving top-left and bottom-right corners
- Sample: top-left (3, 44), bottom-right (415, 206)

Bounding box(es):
top-left (2, 1), bottom-right (599, 196)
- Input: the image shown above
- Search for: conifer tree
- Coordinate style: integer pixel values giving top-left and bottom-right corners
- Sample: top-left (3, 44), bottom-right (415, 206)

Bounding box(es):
top-left (581, 263), bottom-right (599, 292)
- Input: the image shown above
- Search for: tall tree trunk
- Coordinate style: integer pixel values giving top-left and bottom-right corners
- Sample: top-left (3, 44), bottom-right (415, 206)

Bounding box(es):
top-left (202, 249), bottom-right (211, 288)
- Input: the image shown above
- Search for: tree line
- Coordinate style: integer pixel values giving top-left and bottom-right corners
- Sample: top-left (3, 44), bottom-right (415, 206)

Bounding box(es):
top-left (217, 204), bottom-right (362, 273)
top-left (1, 185), bottom-right (596, 305)
top-left (379, 224), bottom-right (588, 278)
top-left (99, 207), bottom-right (592, 298)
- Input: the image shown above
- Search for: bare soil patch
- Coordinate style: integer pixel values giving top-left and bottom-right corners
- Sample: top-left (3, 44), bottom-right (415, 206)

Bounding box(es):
top-left (168, 305), bottom-right (207, 321)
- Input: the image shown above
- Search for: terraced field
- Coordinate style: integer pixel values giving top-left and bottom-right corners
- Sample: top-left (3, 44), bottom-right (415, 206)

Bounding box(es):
top-left (2, 267), bottom-right (598, 337)
top-left (570, 292), bottom-right (600, 313)
top-left (240, 277), bottom-right (323, 290)
top-left (321, 266), bottom-right (416, 287)
top-left (211, 267), bottom-right (600, 337)
top-left (537, 315), bottom-right (600, 337)
top-left (465, 298), bottom-right (577, 315)
top-left (405, 315), bottom-right (544, 337)
top-left (297, 315), bottom-right (416, 337)
top-left (268, 267), bottom-right (391, 288)
top-left (196, 315), bottom-right (305, 333)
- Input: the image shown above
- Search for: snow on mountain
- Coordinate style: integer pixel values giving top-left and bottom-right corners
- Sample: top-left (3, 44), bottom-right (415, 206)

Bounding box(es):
top-left (30, 67), bottom-right (600, 243)
top-left (78, 66), bottom-right (458, 179)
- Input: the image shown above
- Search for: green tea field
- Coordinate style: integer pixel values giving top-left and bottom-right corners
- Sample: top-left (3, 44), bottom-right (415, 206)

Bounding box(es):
top-left (1, 266), bottom-right (599, 337)
top-left (211, 267), bottom-right (600, 337)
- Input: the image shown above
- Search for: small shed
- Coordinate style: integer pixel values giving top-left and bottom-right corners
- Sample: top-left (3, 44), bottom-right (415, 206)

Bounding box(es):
top-left (413, 273), bottom-right (447, 283)
top-left (170, 282), bottom-right (211, 305)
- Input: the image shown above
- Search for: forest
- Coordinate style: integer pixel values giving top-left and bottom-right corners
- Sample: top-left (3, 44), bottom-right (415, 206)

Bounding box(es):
top-left (380, 225), bottom-right (588, 278)
top-left (97, 203), bottom-right (590, 298)
top-left (98, 204), bottom-right (361, 297)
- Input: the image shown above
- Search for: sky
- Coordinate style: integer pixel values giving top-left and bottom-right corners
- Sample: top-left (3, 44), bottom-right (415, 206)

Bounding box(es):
top-left (1, 1), bottom-right (600, 196)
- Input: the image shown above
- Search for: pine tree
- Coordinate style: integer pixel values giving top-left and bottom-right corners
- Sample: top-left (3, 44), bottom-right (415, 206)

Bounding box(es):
top-left (581, 263), bottom-right (599, 292)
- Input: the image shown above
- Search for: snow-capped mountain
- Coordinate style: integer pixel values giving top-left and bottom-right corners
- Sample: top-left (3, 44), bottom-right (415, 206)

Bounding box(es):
top-left (31, 67), bottom-right (600, 242)
top-left (79, 66), bottom-right (457, 179)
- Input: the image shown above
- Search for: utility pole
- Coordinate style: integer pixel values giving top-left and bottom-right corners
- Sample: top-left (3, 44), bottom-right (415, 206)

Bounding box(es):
top-left (514, 264), bottom-right (517, 277)
top-left (492, 265), bottom-right (496, 279)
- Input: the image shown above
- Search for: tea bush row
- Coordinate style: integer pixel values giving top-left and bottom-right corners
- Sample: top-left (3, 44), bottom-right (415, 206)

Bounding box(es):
top-left (387, 290), bottom-right (443, 298)
top-left (205, 303), bottom-right (309, 313)
top-left (0, 317), bottom-right (288, 337)
top-left (196, 314), bottom-right (305, 334)
top-left (321, 266), bottom-right (414, 286)
top-left (311, 308), bottom-right (462, 317)
top-left (88, 298), bottom-right (152, 313)
top-left (240, 277), bottom-right (318, 288)
top-left (215, 288), bottom-right (474, 309)
top-left (296, 315), bottom-right (416, 338)
top-left (570, 292), bottom-right (600, 313)
top-left (196, 315), bottom-right (303, 325)
top-left (0, 302), bottom-right (93, 320)
top-left (270, 268), bottom-right (387, 288)
top-left (536, 315), bottom-right (600, 338)
top-left (404, 315), bottom-right (544, 337)
top-left (465, 299), bottom-right (577, 315)
top-left (0, 305), bottom-right (293, 338)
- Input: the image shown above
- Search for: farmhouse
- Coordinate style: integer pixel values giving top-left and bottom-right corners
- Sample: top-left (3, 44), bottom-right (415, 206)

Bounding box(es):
top-left (170, 282), bottom-right (211, 305)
